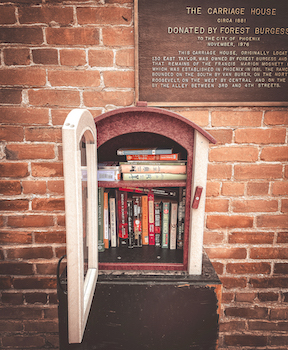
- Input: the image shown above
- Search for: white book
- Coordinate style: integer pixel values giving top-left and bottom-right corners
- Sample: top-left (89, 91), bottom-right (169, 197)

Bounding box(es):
top-left (170, 202), bottom-right (178, 250)
top-left (109, 197), bottom-right (117, 248)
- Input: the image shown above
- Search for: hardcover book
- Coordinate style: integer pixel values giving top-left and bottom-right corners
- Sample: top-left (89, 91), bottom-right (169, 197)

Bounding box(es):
top-left (122, 173), bottom-right (187, 181)
top-left (148, 192), bottom-right (155, 245)
top-left (177, 188), bottom-right (186, 249)
top-left (117, 147), bottom-right (173, 156)
top-left (109, 195), bottom-right (117, 248)
top-left (141, 195), bottom-right (149, 245)
top-left (120, 163), bottom-right (186, 174)
top-left (126, 153), bottom-right (179, 161)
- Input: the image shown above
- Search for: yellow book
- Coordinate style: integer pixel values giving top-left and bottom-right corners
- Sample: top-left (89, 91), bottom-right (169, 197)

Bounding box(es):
top-left (141, 195), bottom-right (149, 245)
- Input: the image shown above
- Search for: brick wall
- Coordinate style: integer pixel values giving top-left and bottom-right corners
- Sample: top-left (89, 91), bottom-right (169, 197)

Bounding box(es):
top-left (0, 0), bottom-right (287, 349)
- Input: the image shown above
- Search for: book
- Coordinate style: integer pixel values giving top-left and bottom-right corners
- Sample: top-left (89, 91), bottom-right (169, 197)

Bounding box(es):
top-left (141, 195), bottom-right (149, 245)
top-left (154, 201), bottom-right (162, 247)
top-left (103, 191), bottom-right (110, 249)
top-left (119, 187), bottom-right (178, 198)
top-left (133, 196), bottom-right (142, 247)
top-left (127, 199), bottom-right (134, 248)
top-left (98, 187), bottom-right (105, 252)
top-left (122, 173), bottom-right (187, 181)
top-left (169, 202), bottom-right (178, 250)
top-left (148, 192), bottom-right (155, 245)
top-left (98, 169), bottom-right (120, 181)
top-left (126, 154), bottom-right (179, 161)
top-left (161, 202), bottom-right (170, 248)
top-left (109, 194), bottom-right (117, 248)
top-left (117, 190), bottom-right (128, 247)
top-left (120, 163), bottom-right (186, 174)
top-left (117, 147), bottom-right (173, 156)
top-left (177, 188), bottom-right (186, 249)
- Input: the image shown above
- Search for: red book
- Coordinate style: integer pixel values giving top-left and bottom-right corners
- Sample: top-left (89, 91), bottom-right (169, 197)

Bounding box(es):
top-left (148, 192), bottom-right (155, 245)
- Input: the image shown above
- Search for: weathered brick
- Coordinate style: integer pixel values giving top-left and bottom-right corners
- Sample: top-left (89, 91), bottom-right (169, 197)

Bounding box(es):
top-left (83, 90), bottom-right (134, 107)
top-left (176, 110), bottom-right (209, 127)
top-left (0, 306), bottom-right (42, 319)
top-left (226, 262), bottom-right (271, 275)
top-left (205, 198), bottom-right (229, 212)
top-left (25, 292), bottom-right (47, 305)
top-left (0, 126), bottom-right (24, 142)
top-left (0, 276), bottom-right (12, 289)
top-left (28, 89), bottom-right (80, 107)
top-left (25, 127), bottom-right (62, 142)
top-left (203, 231), bottom-right (224, 245)
top-left (22, 180), bottom-right (46, 194)
top-left (257, 214), bottom-right (288, 228)
top-left (77, 6), bottom-right (132, 25)
top-left (0, 89), bottom-right (22, 104)
top-left (258, 292), bottom-right (279, 302)
top-left (0, 262), bottom-right (33, 275)
top-left (32, 49), bottom-right (58, 65)
top-left (31, 162), bottom-right (63, 177)
top-left (116, 48), bottom-right (134, 67)
top-left (0, 68), bottom-right (46, 86)
top-left (0, 180), bottom-right (22, 195)
top-left (229, 231), bottom-right (274, 244)
top-left (209, 146), bottom-right (258, 162)
top-left (46, 27), bottom-right (99, 45)
top-left (32, 198), bottom-right (65, 211)
top-left (281, 199), bottom-right (288, 213)
top-left (51, 109), bottom-right (69, 126)
top-left (102, 27), bottom-right (134, 46)
top-left (35, 262), bottom-right (58, 275)
top-left (0, 28), bottom-right (43, 44)
top-left (0, 320), bottom-right (23, 332)
top-left (211, 111), bottom-right (262, 127)
top-left (0, 199), bottom-right (29, 211)
top-left (0, 5), bottom-right (16, 24)
top-left (48, 69), bottom-right (101, 87)
top-left (235, 128), bottom-right (286, 144)
top-left (206, 215), bottom-right (253, 229)
top-left (0, 162), bottom-right (29, 178)
top-left (222, 182), bottom-right (245, 196)
top-left (2, 335), bottom-right (46, 347)
top-left (207, 164), bottom-right (232, 180)
top-left (3, 48), bottom-right (30, 65)
top-left (234, 164), bottom-right (282, 180)
top-left (261, 146), bottom-right (288, 161)
top-left (88, 49), bottom-right (114, 67)
top-left (13, 277), bottom-right (57, 289)
top-left (250, 277), bottom-right (288, 288)
top-left (0, 231), bottom-right (32, 245)
top-left (232, 199), bottom-right (278, 213)
top-left (235, 292), bottom-right (257, 302)
top-left (224, 334), bottom-right (267, 347)
top-left (205, 247), bottom-right (247, 259)
top-left (249, 320), bottom-right (288, 331)
top-left (5, 144), bottom-right (55, 160)
top-left (103, 70), bottom-right (134, 88)
top-left (250, 247), bottom-right (288, 260)
top-left (0, 107), bottom-right (49, 124)
top-left (24, 320), bottom-right (58, 332)
top-left (225, 306), bottom-right (268, 319)
top-left (219, 321), bottom-right (246, 332)
top-left (207, 128), bottom-right (233, 145)
top-left (206, 181), bottom-right (221, 197)
top-left (34, 230), bottom-right (65, 244)
top-left (272, 181), bottom-right (288, 196)
top-left (19, 6), bottom-right (73, 25)
top-left (247, 182), bottom-right (269, 196)
top-left (6, 246), bottom-right (54, 260)
top-left (264, 110), bottom-right (288, 125)
top-left (47, 180), bottom-right (64, 194)
top-left (277, 232), bottom-right (288, 244)
top-left (60, 49), bottom-right (86, 66)
top-left (7, 215), bottom-right (54, 228)
top-left (220, 277), bottom-right (247, 289)
top-left (270, 308), bottom-right (288, 320)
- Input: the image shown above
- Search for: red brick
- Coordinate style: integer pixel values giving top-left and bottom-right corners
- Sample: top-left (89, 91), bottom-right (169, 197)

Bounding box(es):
top-left (36, 262), bottom-right (58, 275)
top-left (270, 335), bottom-right (288, 346)
top-left (60, 49), bottom-right (86, 66)
top-left (235, 128), bottom-right (286, 144)
top-left (205, 198), bottom-right (229, 212)
top-left (0, 231), bottom-right (32, 245)
top-left (229, 231), bottom-right (274, 244)
top-left (22, 180), bottom-right (46, 194)
top-left (203, 231), bottom-right (224, 245)
top-left (51, 109), bottom-right (69, 126)
top-left (28, 89), bottom-right (80, 107)
top-left (47, 180), bottom-right (64, 194)
top-left (222, 182), bottom-right (245, 196)
top-left (25, 292), bottom-right (47, 305)
top-left (281, 199), bottom-right (288, 213)
top-left (2, 335), bottom-right (45, 347)
top-left (272, 181), bottom-right (288, 196)
top-left (0, 107), bottom-right (49, 125)
top-left (77, 6), bottom-right (132, 25)
top-left (83, 90), bottom-right (134, 107)
top-left (5, 144), bottom-right (55, 160)
top-left (25, 127), bottom-right (62, 142)
top-left (48, 69), bottom-right (101, 87)
top-left (1, 262), bottom-right (33, 275)
top-left (250, 277), bottom-right (288, 288)
top-left (232, 199), bottom-right (278, 213)
top-left (103, 70), bottom-right (134, 88)
top-left (258, 292), bottom-right (279, 302)
top-left (24, 320), bottom-right (58, 332)
top-left (0, 28), bottom-right (43, 44)
top-left (0, 89), bottom-right (22, 104)
top-left (7, 215), bottom-right (54, 228)
top-left (207, 129), bottom-right (233, 145)
top-left (19, 6), bottom-right (73, 25)
top-left (226, 262), bottom-right (271, 275)
top-left (3, 48), bottom-right (30, 65)
top-left (102, 27), bottom-right (134, 46)
top-left (0, 126), bottom-right (24, 142)
top-left (222, 292), bottom-right (234, 303)
top-left (55, 246), bottom-right (66, 258)
top-left (32, 198), bottom-right (65, 211)
top-left (31, 162), bottom-right (63, 177)
top-left (211, 111), bottom-right (262, 127)
top-left (261, 146), bottom-right (288, 161)
top-left (206, 215), bottom-right (253, 229)
top-left (46, 28), bottom-right (99, 45)
top-left (1, 292), bottom-right (23, 305)
top-left (205, 247), bottom-right (247, 259)
top-left (32, 49), bottom-right (58, 65)
top-left (249, 320), bottom-right (288, 331)
top-left (277, 232), bottom-right (288, 244)
top-left (234, 164), bottom-right (282, 180)
top-left (0, 68), bottom-right (46, 86)
top-left (13, 277), bottom-right (57, 289)
top-left (210, 262), bottom-right (223, 275)
top-left (34, 230), bottom-right (65, 244)
top-left (270, 308), bottom-right (288, 320)
top-left (207, 164), bottom-right (232, 180)
top-left (206, 181), bottom-right (221, 197)
top-left (247, 182), bottom-right (269, 196)
top-left (0, 276), bottom-right (12, 289)
top-left (209, 146), bottom-right (258, 162)
top-left (177, 110), bottom-right (209, 127)
top-left (0, 5), bottom-right (16, 24)
top-left (264, 110), bottom-right (288, 125)
top-left (56, 214), bottom-right (65, 227)
top-left (219, 321), bottom-right (246, 332)
top-left (44, 306), bottom-right (58, 319)
top-left (224, 334), bottom-right (267, 347)
top-left (0, 199), bottom-right (29, 211)
top-left (220, 277), bottom-right (247, 289)
top-left (0, 162), bottom-right (29, 178)
top-left (0, 180), bottom-right (21, 195)
top-left (106, 0), bottom-right (133, 3)
top-left (116, 48), bottom-right (134, 67)
top-left (6, 246), bottom-right (53, 260)
top-left (235, 292), bottom-right (257, 302)
top-left (88, 49), bottom-right (114, 67)
top-left (0, 307), bottom-right (42, 320)
top-left (251, 247), bottom-right (288, 260)
top-left (257, 214), bottom-right (288, 228)
top-left (225, 306), bottom-right (268, 319)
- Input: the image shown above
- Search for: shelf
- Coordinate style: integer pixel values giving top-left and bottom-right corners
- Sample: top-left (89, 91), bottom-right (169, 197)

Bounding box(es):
top-left (98, 180), bottom-right (187, 188)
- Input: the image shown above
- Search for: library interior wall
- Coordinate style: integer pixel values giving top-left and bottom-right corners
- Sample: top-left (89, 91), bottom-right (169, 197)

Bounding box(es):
top-left (0, 0), bottom-right (287, 349)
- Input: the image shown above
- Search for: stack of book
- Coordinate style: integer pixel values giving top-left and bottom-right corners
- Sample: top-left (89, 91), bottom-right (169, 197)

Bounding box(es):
top-left (98, 187), bottom-right (186, 251)
top-left (118, 147), bottom-right (187, 181)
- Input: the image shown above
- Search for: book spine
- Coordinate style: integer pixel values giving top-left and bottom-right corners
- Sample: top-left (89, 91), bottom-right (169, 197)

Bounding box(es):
top-left (177, 187), bottom-right (186, 249)
top-left (120, 164), bottom-right (186, 174)
top-left (98, 169), bottom-right (120, 181)
top-left (161, 202), bottom-right (170, 248)
top-left (154, 201), bottom-right (162, 247)
top-left (117, 191), bottom-right (128, 247)
top-left (169, 202), bottom-right (178, 250)
top-left (103, 191), bottom-right (109, 249)
top-left (117, 148), bottom-right (172, 155)
top-left (126, 153), bottom-right (179, 161)
top-left (141, 195), bottom-right (149, 245)
top-left (127, 199), bottom-right (134, 248)
top-left (148, 192), bottom-right (155, 245)
top-left (133, 196), bottom-right (142, 247)
top-left (122, 173), bottom-right (187, 181)
top-left (98, 187), bottom-right (105, 252)
top-left (109, 196), bottom-right (117, 248)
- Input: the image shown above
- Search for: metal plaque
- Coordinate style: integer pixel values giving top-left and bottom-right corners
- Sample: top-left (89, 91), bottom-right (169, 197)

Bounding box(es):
top-left (135, 0), bottom-right (288, 106)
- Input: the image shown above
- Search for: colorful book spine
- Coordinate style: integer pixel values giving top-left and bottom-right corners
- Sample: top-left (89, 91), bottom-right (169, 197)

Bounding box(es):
top-left (122, 173), bottom-right (187, 181)
top-left (117, 147), bottom-right (172, 155)
top-left (177, 188), bottom-right (186, 249)
top-left (103, 191), bottom-right (109, 249)
top-left (161, 202), bottom-right (170, 248)
top-left (141, 195), bottom-right (149, 245)
top-left (169, 202), bottom-right (178, 250)
top-left (127, 199), bottom-right (134, 248)
top-left (148, 192), bottom-right (155, 245)
top-left (126, 154), bottom-right (179, 161)
top-left (120, 164), bottom-right (186, 174)
top-left (117, 191), bottom-right (128, 247)
top-left (98, 187), bottom-right (105, 252)
top-left (133, 196), bottom-right (142, 247)
top-left (154, 201), bottom-right (162, 247)
top-left (109, 196), bottom-right (117, 248)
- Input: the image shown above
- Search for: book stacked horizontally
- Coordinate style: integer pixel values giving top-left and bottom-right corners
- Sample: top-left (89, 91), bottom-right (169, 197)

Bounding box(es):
top-left (117, 147), bottom-right (187, 181)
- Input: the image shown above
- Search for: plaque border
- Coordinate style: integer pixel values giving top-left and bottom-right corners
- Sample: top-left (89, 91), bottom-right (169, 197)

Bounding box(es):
top-left (134, 0), bottom-right (288, 107)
